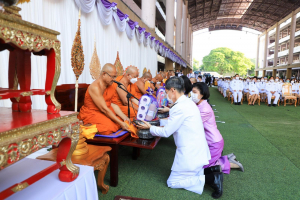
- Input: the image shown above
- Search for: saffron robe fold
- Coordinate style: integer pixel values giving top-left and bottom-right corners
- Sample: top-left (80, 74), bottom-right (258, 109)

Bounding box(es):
top-left (78, 85), bottom-right (121, 135)
top-left (111, 76), bottom-right (138, 121)
top-left (133, 83), bottom-right (143, 100)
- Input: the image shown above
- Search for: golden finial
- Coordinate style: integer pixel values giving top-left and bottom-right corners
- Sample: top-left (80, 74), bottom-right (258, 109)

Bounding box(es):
top-left (114, 51), bottom-right (124, 76)
top-left (89, 40), bottom-right (101, 80)
top-left (71, 8), bottom-right (85, 81)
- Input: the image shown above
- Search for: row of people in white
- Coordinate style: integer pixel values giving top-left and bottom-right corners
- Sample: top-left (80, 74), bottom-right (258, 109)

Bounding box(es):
top-left (218, 75), bottom-right (300, 106)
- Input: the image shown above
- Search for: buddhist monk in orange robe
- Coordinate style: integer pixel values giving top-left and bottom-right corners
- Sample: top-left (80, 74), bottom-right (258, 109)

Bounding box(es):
top-left (133, 72), bottom-right (152, 100)
top-left (160, 71), bottom-right (167, 86)
top-left (78, 63), bottom-right (131, 135)
top-left (154, 74), bottom-right (163, 88)
top-left (110, 65), bottom-right (140, 121)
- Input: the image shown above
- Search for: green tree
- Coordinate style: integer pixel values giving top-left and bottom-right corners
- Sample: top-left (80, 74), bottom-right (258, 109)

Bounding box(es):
top-left (193, 58), bottom-right (200, 71)
top-left (201, 47), bottom-right (254, 76)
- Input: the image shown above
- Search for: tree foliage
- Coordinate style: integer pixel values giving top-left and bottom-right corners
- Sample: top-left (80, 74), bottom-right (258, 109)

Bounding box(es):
top-left (193, 58), bottom-right (200, 71)
top-left (200, 47), bottom-right (254, 75)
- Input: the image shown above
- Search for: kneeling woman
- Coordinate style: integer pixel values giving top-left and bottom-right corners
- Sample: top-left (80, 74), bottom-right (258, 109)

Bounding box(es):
top-left (191, 82), bottom-right (244, 173)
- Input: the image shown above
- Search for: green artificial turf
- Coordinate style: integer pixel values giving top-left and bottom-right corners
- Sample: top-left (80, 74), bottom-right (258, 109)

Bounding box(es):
top-left (97, 87), bottom-right (300, 200)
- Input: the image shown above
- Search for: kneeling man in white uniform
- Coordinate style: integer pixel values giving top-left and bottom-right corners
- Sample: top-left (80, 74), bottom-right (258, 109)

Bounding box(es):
top-left (136, 77), bottom-right (224, 198)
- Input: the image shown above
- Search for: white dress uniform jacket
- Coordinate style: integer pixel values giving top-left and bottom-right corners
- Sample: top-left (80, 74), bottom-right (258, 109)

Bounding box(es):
top-left (230, 79), bottom-right (243, 102)
top-left (150, 95), bottom-right (210, 172)
top-left (249, 82), bottom-right (259, 95)
top-left (291, 83), bottom-right (298, 93)
top-left (259, 81), bottom-right (266, 93)
top-left (150, 95), bottom-right (211, 194)
top-left (266, 81), bottom-right (280, 104)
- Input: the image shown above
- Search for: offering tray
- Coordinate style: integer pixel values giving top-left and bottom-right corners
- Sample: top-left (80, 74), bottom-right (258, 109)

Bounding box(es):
top-left (133, 119), bottom-right (160, 139)
top-left (157, 111), bottom-right (169, 119)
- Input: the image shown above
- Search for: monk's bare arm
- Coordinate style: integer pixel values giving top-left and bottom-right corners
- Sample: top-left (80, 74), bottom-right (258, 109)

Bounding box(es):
top-left (116, 86), bottom-right (130, 106)
top-left (89, 85), bottom-right (123, 125)
top-left (136, 81), bottom-right (147, 94)
top-left (111, 103), bottom-right (129, 121)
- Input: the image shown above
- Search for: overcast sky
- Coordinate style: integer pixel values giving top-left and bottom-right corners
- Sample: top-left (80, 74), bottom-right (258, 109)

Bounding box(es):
top-left (192, 28), bottom-right (261, 65)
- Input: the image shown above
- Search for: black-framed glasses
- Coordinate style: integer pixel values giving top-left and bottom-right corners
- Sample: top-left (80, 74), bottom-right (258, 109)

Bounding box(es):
top-left (103, 71), bottom-right (117, 79)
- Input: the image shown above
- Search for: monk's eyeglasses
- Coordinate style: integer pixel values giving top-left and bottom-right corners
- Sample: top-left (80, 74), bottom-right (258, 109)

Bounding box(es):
top-left (103, 71), bottom-right (117, 79)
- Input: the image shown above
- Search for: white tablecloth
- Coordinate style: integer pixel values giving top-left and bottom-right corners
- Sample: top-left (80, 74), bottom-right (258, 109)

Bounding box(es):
top-left (0, 158), bottom-right (98, 200)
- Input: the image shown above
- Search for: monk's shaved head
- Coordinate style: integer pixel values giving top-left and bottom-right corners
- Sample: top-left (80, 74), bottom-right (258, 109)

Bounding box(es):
top-left (160, 72), bottom-right (166, 78)
top-left (101, 63), bottom-right (117, 85)
top-left (124, 65), bottom-right (139, 80)
top-left (126, 65), bottom-right (138, 75)
top-left (155, 74), bottom-right (163, 82)
top-left (190, 78), bottom-right (197, 84)
top-left (142, 72), bottom-right (152, 79)
top-left (101, 63), bottom-right (116, 74)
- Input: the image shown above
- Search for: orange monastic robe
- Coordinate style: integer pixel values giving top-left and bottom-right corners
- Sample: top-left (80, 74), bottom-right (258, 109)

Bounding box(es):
top-left (111, 76), bottom-right (138, 121)
top-left (133, 83), bottom-right (143, 100)
top-left (78, 85), bottom-right (121, 135)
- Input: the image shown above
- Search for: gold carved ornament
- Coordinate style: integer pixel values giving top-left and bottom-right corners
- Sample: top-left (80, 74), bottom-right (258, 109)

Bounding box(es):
top-left (143, 67), bottom-right (147, 75)
top-left (89, 40), bottom-right (101, 80)
top-left (0, 24), bottom-right (62, 111)
top-left (0, 114), bottom-right (79, 170)
top-left (71, 9), bottom-right (85, 82)
top-left (114, 51), bottom-right (124, 76)
top-left (17, 0), bottom-right (31, 4)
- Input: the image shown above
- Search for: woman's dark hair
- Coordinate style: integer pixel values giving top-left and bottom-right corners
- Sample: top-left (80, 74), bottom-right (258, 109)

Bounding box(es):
top-left (180, 75), bottom-right (192, 95)
top-left (192, 82), bottom-right (210, 100)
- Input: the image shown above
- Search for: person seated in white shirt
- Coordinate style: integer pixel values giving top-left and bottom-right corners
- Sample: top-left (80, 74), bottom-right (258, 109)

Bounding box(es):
top-left (266, 76), bottom-right (280, 107)
top-left (259, 77), bottom-right (267, 102)
top-left (222, 79), bottom-right (230, 98)
top-left (248, 77), bottom-right (259, 106)
top-left (136, 77), bottom-right (223, 199)
top-left (291, 79), bottom-right (298, 96)
top-left (230, 74), bottom-right (243, 105)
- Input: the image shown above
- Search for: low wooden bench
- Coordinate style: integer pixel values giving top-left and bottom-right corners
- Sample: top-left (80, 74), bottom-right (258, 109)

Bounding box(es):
top-left (86, 135), bottom-right (161, 187)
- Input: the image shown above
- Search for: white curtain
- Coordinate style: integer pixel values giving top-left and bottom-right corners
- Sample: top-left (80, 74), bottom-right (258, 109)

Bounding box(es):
top-left (0, 0), bottom-right (157, 109)
top-left (75, 0), bottom-right (96, 13)
top-left (96, 0), bottom-right (116, 26)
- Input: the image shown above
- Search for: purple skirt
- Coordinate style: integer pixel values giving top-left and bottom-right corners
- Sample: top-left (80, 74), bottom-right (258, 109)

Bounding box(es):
top-left (204, 139), bottom-right (230, 174)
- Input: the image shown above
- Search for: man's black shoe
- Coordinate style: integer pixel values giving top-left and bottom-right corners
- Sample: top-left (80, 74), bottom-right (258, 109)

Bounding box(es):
top-left (268, 104), bottom-right (271, 107)
top-left (238, 102), bottom-right (241, 105)
top-left (272, 104), bottom-right (277, 107)
top-left (204, 165), bottom-right (222, 175)
top-left (205, 172), bottom-right (223, 199)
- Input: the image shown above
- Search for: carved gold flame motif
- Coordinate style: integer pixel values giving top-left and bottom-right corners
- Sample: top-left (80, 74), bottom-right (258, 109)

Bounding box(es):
top-left (114, 51), bottom-right (124, 76)
top-left (89, 41), bottom-right (101, 80)
top-left (143, 67), bottom-right (147, 74)
top-left (71, 9), bottom-right (85, 81)
top-left (17, 0), bottom-right (31, 4)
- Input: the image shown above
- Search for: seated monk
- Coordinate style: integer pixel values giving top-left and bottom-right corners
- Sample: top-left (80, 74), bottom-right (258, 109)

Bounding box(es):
top-left (78, 63), bottom-right (131, 135)
top-left (110, 65), bottom-right (140, 121)
top-left (160, 71), bottom-right (167, 86)
top-left (133, 72), bottom-right (153, 99)
top-left (154, 73), bottom-right (164, 89)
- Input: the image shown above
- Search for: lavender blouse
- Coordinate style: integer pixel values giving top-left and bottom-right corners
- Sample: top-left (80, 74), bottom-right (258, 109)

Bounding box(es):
top-left (197, 100), bottom-right (223, 145)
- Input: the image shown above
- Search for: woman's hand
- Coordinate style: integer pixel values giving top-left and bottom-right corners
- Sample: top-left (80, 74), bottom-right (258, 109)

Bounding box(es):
top-left (158, 105), bottom-right (170, 113)
top-left (135, 120), bottom-right (152, 129)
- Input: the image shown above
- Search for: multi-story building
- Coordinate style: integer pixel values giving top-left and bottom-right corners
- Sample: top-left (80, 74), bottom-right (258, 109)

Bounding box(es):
top-left (256, 8), bottom-right (300, 79)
